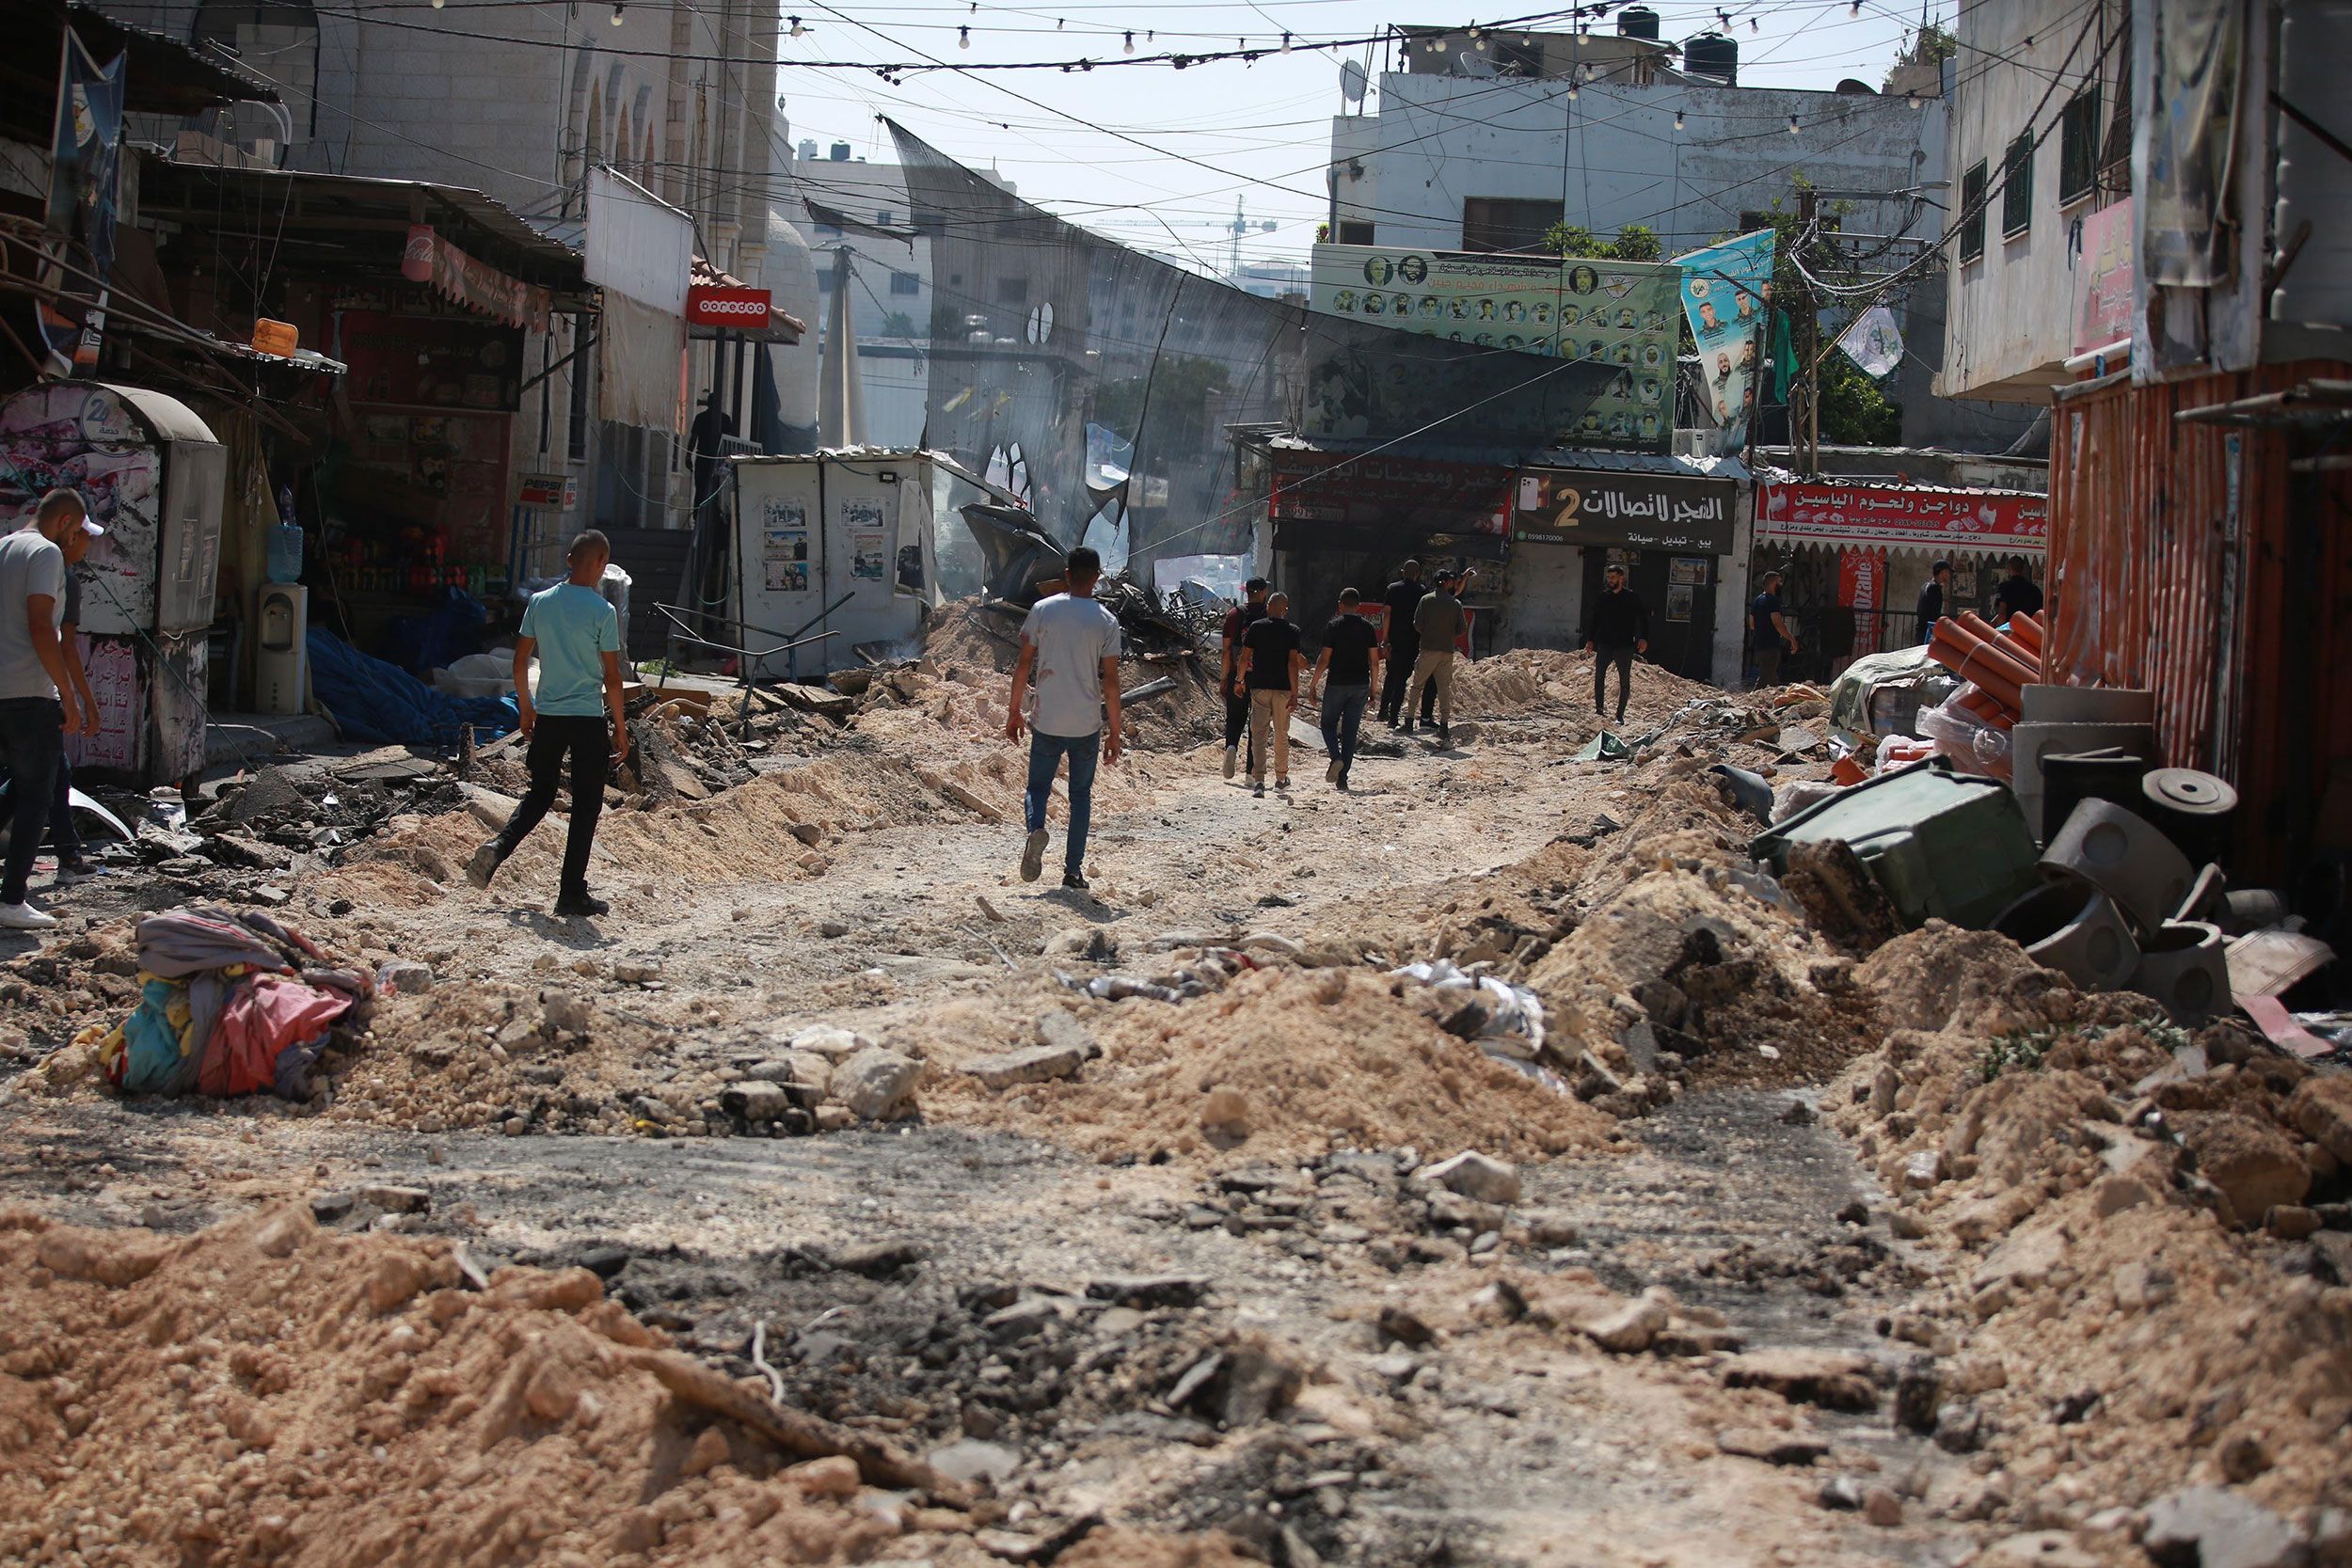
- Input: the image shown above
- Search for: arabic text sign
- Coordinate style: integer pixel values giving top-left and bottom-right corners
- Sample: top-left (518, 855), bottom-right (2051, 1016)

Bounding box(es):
top-left (2074, 198), bottom-right (2134, 354)
top-left (1759, 483), bottom-right (2048, 549)
top-left (1308, 244), bottom-right (1680, 451)
top-left (1513, 468), bottom-right (1737, 553)
top-left (1674, 230), bottom-right (1775, 446)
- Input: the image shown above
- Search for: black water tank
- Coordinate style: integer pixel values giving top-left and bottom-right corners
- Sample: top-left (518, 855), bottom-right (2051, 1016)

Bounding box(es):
top-left (1684, 31), bottom-right (1738, 84)
top-left (1617, 6), bottom-right (1661, 40)
top-left (830, 141), bottom-right (851, 161)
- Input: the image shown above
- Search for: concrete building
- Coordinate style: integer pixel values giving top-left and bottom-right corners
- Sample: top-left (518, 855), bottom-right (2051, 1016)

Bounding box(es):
top-left (1935, 0), bottom-right (2133, 404)
top-left (1328, 18), bottom-right (2027, 451)
top-left (108, 0), bottom-right (788, 537)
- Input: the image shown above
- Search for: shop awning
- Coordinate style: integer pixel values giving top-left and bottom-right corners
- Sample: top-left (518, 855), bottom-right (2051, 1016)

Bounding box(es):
top-left (0, 1), bottom-right (279, 144)
top-left (133, 161), bottom-right (595, 315)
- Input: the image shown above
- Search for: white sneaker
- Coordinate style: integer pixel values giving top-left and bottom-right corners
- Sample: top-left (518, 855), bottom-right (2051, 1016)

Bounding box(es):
top-left (1222, 745), bottom-right (1238, 780)
top-left (0, 901), bottom-right (58, 931)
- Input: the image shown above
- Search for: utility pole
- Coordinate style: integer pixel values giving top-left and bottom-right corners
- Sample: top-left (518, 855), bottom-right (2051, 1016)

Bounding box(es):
top-left (1796, 187), bottom-right (1820, 476)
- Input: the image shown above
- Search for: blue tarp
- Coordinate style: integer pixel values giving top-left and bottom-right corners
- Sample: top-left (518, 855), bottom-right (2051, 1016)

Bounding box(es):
top-left (308, 627), bottom-right (516, 749)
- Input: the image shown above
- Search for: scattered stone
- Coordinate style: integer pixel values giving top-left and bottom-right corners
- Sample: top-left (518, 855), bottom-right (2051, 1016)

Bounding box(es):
top-left (1977, 1533), bottom-right (2106, 1568)
top-left (1893, 1356), bottom-right (1940, 1433)
top-left (2267, 1204), bottom-right (2323, 1241)
top-left (1863, 1488), bottom-right (1903, 1528)
top-left (309, 1192), bottom-right (355, 1224)
top-left (1034, 1009), bottom-right (1101, 1060)
top-left (833, 1048), bottom-right (922, 1120)
top-left (1818, 1474), bottom-right (1864, 1511)
top-left (1376, 1306), bottom-right (1435, 1348)
top-left (376, 960), bottom-right (435, 995)
top-left (574, 1245), bottom-right (631, 1279)
top-left (2112, 1259), bottom-right (2178, 1311)
top-left (1717, 1428), bottom-right (1830, 1466)
top-left (1087, 1275), bottom-right (1209, 1308)
top-left (2293, 1075), bottom-right (2352, 1164)
top-left (541, 991), bottom-right (595, 1034)
top-left (1200, 1087), bottom-right (1251, 1138)
top-left (963, 1043), bottom-right (1086, 1091)
top-left (784, 1455), bottom-right (862, 1498)
top-left (1417, 1150), bottom-right (1522, 1205)
top-left (2217, 1433), bottom-right (2273, 1484)
top-left (926, 1438), bottom-right (1021, 1489)
top-left (817, 920), bottom-right (850, 939)
top-left (1721, 1349), bottom-right (1878, 1412)
top-left (2177, 1112), bottom-right (2312, 1225)
top-left (1572, 1294), bottom-right (1668, 1354)
top-left (828, 1242), bottom-right (926, 1276)
top-left (2143, 1486), bottom-right (2301, 1568)
top-left (358, 1184), bottom-right (430, 1214)
top-left (1933, 1402), bottom-right (1991, 1454)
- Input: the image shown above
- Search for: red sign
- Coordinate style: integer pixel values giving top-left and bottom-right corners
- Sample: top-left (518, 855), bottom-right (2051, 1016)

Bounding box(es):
top-left (1759, 482), bottom-right (2047, 550)
top-left (687, 285), bottom-right (772, 331)
top-left (1838, 546), bottom-right (1887, 657)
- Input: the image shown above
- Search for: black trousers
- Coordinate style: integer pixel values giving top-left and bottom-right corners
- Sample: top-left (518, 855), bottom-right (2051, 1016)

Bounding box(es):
top-left (0, 698), bottom-right (60, 906)
top-left (1222, 681), bottom-right (1255, 772)
top-left (1594, 643), bottom-right (1636, 719)
top-left (1379, 636), bottom-right (1435, 722)
top-left (498, 715), bottom-right (610, 900)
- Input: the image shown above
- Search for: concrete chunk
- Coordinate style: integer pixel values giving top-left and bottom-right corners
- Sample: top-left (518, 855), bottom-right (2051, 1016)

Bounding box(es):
top-left (963, 1043), bottom-right (1086, 1091)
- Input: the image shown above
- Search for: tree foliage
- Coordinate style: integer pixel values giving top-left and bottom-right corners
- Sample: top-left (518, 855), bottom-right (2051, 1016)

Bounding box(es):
top-left (1543, 221), bottom-right (1663, 263)
top-left (1883, 23), bottom-right (1956, 89)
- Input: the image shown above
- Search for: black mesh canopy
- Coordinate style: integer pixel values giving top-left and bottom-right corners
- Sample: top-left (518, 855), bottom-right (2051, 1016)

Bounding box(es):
top-left (889, 122), bottom-right (1622, 578)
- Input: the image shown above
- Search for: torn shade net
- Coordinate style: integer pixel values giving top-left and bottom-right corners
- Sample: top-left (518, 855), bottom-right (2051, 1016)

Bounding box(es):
top-left (888, 121), bottom-right (1620, 576)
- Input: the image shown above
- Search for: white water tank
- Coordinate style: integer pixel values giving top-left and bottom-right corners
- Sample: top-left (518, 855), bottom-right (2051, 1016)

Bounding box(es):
top-left (255, 582), bottom-right (309, 716)
top-left (764, 204), bottom-right (823, 444)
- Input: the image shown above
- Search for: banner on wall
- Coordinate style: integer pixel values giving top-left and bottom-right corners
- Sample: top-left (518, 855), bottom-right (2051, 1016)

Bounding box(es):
top-left (39, 28), bottom-right (126, 375)
top-left (1672, 229), bottom-right (1775, 450)
top-left (1307, 243), bottom-right (1682, 451)
top-left (1759, 482), bottom-right (2047, 550)
top-left (1838, 546), bottom-right (1887, 657)
top-left (2074, 198), bottom-right (2135, 354)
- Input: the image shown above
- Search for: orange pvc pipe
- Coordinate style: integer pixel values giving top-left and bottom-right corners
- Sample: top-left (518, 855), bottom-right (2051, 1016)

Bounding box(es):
top-left (1931, 633), bottom-right (2026, 707)
top-left (1940, 619), bottom-right (2040, 692)
top-left (1955, 612), bottom-right (2043, 677)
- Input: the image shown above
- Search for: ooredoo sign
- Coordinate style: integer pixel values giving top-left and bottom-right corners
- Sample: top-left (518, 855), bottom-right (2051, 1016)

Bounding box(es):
top-left (686, 285), bottom-right (772, 331)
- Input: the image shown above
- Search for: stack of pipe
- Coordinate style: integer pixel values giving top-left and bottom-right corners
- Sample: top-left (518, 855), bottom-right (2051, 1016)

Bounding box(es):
top-left (1928, 611), bottom-right (2044, 729)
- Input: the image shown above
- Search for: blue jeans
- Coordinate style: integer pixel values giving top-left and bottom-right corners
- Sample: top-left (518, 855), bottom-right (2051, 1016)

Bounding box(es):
top-left (1025, 729), bottom-right (1100, 877)
top-left (1319, 685), bottom-right (1369, 775)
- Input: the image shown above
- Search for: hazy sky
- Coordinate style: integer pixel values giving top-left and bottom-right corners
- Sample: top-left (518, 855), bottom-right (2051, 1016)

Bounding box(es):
top-left (776, 0), bottom-right (1942, 269)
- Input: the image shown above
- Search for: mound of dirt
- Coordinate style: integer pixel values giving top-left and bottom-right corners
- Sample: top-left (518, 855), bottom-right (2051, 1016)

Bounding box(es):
top-left (927, 966), bottom-right (1617, 1165)
top-left (2, 1205), bottom-right (1034, 1567)
top-left (1852, 922), bottom-right (2071, 1035)
top-left (907, 598), bottom-right (1222, 752)
top-left (1449, 647), bottom-right (1720, 726)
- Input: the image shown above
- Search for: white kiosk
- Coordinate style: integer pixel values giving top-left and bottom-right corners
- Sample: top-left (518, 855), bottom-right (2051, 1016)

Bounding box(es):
top-left (731, 450), bottom-right (946, 679)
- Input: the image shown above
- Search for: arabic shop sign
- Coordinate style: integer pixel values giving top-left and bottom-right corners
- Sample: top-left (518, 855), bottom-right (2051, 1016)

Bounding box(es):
top-left (1513, 469), bottom-right (1736, 553)
top-left (1758, 482), bottom-right (2048, 549)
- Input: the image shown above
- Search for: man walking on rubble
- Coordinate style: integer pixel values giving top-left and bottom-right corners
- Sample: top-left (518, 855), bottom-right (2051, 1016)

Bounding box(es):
top-left (467, 530), bottom-right (629, 918)
top-left (0, 489), bottom-right (101, 931)
top-left (1748, 568), bottom-right (1798, 689)
top-left (1237, 590), bottom-right (1305, 795)
top-left (1310, 588), bottom-right (1381, 790)
top-left (1404, 567), bottom-right (1468, 749)
top-left (1583, 562), bottom-right (1649, 726)
top-left (1379, 559), bottom-right (1436, 729)
top-left (1006, 546), bottom-right (1122, 890)
top-left (1219, 577), bottom-right (1268, 780)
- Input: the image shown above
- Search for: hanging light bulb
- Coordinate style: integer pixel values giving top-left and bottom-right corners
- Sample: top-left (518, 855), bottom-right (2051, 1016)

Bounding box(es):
top-left (788, 14), bottom-right (803, 35)
top-left (1123, 29), bottom-right (1134, 52)
top-left (1279, 30), bottom-right (1291, 52)
top-left (1566, 76), bottom-right (1579, 98)
top-left (959, 24), bottom-right (971, 47)
top-left (609, 2), bottom-right (624, 24)
top-left (1475, 36), bottom-right (1487, 49)
top-left (1674, 106), bottom-right (1685, 130)
top-left (430, 0), bottom-right (444, 9)
top-left (1750, 15), bottom-right (1759, 30)
top-left (1849, 0), bottom-right (1860, 13)
top-left (1788, 113), bottom-right (1800, 133)
top-left (1057, 17), bottom-right (1065, 28)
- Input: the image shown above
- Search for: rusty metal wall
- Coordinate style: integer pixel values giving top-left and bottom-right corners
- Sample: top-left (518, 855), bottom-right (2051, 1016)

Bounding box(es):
top-left (2046, 360), bottom-right (2352, 890)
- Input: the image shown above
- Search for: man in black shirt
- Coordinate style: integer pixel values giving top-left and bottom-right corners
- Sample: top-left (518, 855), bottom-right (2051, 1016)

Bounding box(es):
top-left (1582, 562), bottom-right (1649, 724)
top-left (1378, 560), bottom-right (1433, 728)
top-left (1993, 555), bottom-right (2043, 623)
top-left (1915, 559), bottom-right (1952, 643)
top-left (1748, 569), bottom-right (1797, 688)
top-left (1236, 591), bottom-right (1306, 794)
top-left (1219, 578), bottom-right (1268, 779)
top-left (1310, 587), bottom-right (1382, 790)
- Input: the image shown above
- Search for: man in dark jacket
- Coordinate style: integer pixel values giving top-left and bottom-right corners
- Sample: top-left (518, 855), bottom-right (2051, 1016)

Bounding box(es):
top-left (1219, 578), bottom-right (1268, 779)
top-left (1582, 562), bottom-right (1649, 724)
top-left (1992, 555), bottom-right (2042, 623)
top-left (1915, 559), bottom-right (1953, 643)
top-left (1378, 560), bottom-right (1434, 728)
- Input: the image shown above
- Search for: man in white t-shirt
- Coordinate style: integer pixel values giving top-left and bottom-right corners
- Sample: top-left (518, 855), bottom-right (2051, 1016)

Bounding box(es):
top-left (0, 490), bottom-right (103, 931)
top-left (1004, 546), bottom-right (1122, 891)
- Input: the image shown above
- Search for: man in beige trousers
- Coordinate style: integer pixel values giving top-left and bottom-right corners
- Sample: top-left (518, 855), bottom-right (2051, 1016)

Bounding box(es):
top-left (1235, 590), bottom-right (1305, 796)
top-left (1405, 568), bottom-right (1467, 749)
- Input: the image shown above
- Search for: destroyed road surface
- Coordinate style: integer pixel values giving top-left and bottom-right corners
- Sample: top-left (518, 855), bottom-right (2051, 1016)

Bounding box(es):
top-left (1, 626), bottom-right (2346, 1568)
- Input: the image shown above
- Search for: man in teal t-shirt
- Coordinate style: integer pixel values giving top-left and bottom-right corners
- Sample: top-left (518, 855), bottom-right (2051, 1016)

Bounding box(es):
top-left (466, 531), bottom-right (629, 917)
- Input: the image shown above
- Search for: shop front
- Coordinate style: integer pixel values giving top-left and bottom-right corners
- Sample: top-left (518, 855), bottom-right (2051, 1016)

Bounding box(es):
top-left (1508, 461), bottom-right (1744, 684)
top-left (1256, 437), bottom-right (1517, 649)
top-left (1755, 479), bottom-right (2049, 669)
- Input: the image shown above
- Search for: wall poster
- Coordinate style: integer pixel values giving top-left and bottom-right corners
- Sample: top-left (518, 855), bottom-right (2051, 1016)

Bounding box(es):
top-left (762, 496), bottom-right (809, 594)
top-left (844, 498), bottom-right (887, 580)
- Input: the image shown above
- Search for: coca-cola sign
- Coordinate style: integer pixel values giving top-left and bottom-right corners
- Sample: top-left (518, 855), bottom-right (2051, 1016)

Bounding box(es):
top-left (686, 285), bottom-right (771, 330)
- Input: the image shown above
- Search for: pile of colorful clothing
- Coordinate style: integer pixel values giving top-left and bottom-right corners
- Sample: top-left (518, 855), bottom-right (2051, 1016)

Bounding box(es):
top-left (87, 906), bottom-right (374, 1098)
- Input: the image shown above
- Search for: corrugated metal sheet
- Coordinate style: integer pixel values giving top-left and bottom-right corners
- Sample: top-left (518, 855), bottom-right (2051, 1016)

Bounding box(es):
top-left (2046, 360), bottom-right (2352, 887)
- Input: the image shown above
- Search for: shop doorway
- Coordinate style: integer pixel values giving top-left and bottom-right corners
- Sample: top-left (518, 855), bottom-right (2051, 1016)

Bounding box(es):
top-left (1582, 546), bottom-right (1715, 681)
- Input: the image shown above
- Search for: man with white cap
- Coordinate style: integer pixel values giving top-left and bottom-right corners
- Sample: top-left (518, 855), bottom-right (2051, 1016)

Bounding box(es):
top-left (0, 489), bottom-right (102, 930)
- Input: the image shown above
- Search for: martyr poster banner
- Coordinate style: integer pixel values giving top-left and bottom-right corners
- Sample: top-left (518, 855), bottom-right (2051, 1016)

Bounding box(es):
top-left (1308, 244), bottom-right (1681, 451)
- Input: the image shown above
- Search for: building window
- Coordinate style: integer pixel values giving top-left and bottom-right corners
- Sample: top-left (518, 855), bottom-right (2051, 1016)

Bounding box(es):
top-left (995, 276), bottom-right (1030, 304)
top-left (1336, 220), bottom-right (1374, 245)
top-left (1959, 161), bottom-right (1988, 261)
top-left (890, 270), bottom-right (920, 295)
top-left (1460, 197), bottom-right (1562, 254)
top-left (2002, 132), bottom-right (2033, 239)
top-left (2059, 87), bottom-right (2101, 207)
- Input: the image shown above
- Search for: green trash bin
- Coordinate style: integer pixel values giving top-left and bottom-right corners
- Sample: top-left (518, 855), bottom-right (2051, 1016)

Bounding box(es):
top-left (1750, 760), bottom-right (2042, 931)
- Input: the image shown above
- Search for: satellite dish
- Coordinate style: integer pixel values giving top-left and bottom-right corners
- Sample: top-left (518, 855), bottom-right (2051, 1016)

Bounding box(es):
top-left (1340, 59), bottom-right (1368, 103)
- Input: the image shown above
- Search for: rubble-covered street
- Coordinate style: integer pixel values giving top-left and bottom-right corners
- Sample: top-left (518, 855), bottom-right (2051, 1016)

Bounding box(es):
top-left (2, 621), bottom-right (2344, 1568)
